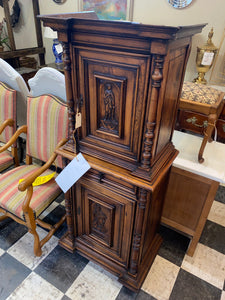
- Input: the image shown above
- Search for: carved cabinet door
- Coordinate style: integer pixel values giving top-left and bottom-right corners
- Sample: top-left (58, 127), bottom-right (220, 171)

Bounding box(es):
top-left (73, 46), bottom-right (151, 170)
top-left (74, 173), bottom-right (136, 267)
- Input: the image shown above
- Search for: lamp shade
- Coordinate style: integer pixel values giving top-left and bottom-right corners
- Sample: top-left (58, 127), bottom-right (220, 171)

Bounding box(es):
top-left (44, 27), bottom-right (58, 39)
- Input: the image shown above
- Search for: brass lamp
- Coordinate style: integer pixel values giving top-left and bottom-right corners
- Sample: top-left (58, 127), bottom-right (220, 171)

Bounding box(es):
top-left (193, 28), bottom-right (218, 84)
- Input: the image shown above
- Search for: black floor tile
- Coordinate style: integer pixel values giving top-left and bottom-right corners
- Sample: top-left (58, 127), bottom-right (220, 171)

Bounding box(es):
top-left (199, 220), bottom-right (225, 255)
top-left (0, 253), bottom-right (31, 300)
top-left (55, 193), bottom-right (65, 204)
top-left (61, 295), bottom-right (72, 300)
top-left (136, 290), bottom-right (157, 300)
top-left (158, 225), bottom-right (189, 266)
top-left (116, 287), bottom-right (157, 300)
top-left (170, 269), bottom-right (222, 300)
top-left (34, 245), bottom-right (88, 293)
top-left (42, 204), bottom-right (67, 239)
top-left (0, 218), bottom-right (27, 251)
top-left (215, 185), bottom-right (225, 204)
top-left (116, 286), bottom-right (138, 300)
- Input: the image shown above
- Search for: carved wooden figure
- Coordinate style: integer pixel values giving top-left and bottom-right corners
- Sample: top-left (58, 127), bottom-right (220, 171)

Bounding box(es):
top-left (39, 12), bottom-right (205, 291)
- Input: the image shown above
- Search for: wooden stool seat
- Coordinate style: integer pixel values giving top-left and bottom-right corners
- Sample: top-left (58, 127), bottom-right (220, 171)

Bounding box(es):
top-left (177, 81), bottom-right (224, 163)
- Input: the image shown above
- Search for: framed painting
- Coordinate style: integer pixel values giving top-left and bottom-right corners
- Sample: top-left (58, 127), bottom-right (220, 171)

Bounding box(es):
top-left (78, 0), bottom-right (134, 21)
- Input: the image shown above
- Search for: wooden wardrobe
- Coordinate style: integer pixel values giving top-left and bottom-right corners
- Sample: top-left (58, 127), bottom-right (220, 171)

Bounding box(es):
top-left (39, 12), bottom-right (205, 291)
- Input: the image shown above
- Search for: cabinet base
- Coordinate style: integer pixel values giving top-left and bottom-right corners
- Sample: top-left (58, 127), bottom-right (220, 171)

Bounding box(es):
top-left (59, 232), bottom-right (162, 292)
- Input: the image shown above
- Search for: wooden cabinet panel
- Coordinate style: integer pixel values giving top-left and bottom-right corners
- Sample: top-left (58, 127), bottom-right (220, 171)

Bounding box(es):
top-left (75, 47), bottom-right (150, 170)
top-left (156, 48), bottom-right (187, 157)
top-left (74, 173), bottom-right (135, 267)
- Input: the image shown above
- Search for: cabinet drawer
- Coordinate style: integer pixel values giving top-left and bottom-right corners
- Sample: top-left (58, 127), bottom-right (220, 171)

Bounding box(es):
top-left (177, 110), bottom-right (208, 135)
top-left (74, 174), bottom-right (136, 267)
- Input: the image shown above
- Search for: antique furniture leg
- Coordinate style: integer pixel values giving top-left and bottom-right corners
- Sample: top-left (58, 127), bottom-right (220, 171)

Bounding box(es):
top-left (198, 113), bottom-right (216, 163)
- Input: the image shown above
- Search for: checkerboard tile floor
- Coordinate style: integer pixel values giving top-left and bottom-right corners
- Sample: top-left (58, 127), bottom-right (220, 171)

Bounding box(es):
top-left (0, 185), bottom-right (225, 300)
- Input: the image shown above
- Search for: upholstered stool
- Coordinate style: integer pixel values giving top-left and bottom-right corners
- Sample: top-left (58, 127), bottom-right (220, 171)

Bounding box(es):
top-left (176, 81), bottom-right (225, 163)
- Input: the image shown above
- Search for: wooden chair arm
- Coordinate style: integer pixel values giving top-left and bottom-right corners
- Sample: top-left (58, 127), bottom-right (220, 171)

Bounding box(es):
top-left (0, 119), bottom-right (14, 135)
top-left (18, 138), bottom-right (68, 192)
top-left (0, 125), bottom-right (27, 153)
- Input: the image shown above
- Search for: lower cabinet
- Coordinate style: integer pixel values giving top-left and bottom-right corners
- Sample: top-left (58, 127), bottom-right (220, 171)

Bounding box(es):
top-left (59, 167), bottom-right (170, 291)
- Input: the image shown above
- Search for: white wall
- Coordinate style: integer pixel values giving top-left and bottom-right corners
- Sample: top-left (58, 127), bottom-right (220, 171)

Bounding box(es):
top-left (1, 0), bottom-right (224, 82)
top-left (133, 0), bottom-right (225, 82)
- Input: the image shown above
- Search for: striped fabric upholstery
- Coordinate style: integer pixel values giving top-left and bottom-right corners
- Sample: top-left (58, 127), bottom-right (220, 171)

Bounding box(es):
top-left (0, 164), bottom-right (61, 220)
top-left (0, 82), bottom-right (16, 144)
top-left (0, 151), bottom-right (14, 172)
top-left (26, 95), bottom-right (68, 169)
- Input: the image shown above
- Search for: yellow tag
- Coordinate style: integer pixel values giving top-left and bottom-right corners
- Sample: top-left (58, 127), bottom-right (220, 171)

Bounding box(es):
top-left (19, 172), bottom-right (56, 186)
top-left (75, 112), bottom-right (82, 129)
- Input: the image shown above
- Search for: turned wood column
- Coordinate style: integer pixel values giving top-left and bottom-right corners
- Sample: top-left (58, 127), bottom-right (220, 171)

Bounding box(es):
top-left (141, 54), bottom-right (164, 169)
top-left (62, 42), bottom-right (77, 153)
top-left (129, 188), bottom-right (148, 275)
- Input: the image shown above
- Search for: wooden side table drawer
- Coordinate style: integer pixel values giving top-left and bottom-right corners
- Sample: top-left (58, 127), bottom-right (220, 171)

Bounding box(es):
top-left (177, 110), bottom-right (208, 135)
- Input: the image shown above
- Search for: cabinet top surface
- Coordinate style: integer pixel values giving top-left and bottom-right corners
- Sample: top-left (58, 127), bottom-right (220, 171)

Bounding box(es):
top-left (38, 12), bottom-right (206, 40)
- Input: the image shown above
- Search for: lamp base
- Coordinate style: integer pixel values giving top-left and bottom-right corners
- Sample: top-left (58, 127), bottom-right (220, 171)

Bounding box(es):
top-left (52, 39), bottom-right (63, 64)
top-left (193, 72), bottom-right (207, 85)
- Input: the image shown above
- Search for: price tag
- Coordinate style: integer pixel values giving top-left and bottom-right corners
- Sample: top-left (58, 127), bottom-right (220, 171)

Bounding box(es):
top-left (75, 112), bottom-right (82, 128)
top-left (55, 43), bottom-right (63, 54)
top-left (201, 52), bottom-right (214, 66)
top-left (55, 153), bottom-right (90, 193)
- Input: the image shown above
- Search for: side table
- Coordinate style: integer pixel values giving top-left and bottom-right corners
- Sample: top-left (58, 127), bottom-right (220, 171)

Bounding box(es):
top-left (161, 130), bottom-right (225, 256)
top-left (176, 82), bottom-right (224, 163)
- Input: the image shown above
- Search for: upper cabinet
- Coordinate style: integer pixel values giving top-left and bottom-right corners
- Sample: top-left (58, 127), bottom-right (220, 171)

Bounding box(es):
top-left (39, 12), bottom-right (205, 182)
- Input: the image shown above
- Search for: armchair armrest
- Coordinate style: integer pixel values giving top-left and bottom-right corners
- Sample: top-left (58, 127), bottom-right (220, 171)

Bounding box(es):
top-left (0, 119), bottom-right (14, 135)
top-left (0, 125), bottom-right (27, 153)
top-left (18, 138), bottom-right (68, 192)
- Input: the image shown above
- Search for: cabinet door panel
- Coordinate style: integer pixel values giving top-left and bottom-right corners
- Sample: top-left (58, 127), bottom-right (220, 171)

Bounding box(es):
top-left (75, 179), bottom-right (135, 266)
top-left (75, 47), bottom-right (150, 168)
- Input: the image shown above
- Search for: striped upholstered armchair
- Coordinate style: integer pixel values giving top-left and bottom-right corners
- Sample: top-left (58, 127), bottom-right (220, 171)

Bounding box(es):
top-left (0, 81), bottom-right (19, 171)
top-left (0, 94), bottom-right (68, 256)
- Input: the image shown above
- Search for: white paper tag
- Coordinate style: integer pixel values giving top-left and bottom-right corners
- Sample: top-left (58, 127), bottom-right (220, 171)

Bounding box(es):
top-left (55, 153), bottom-right (91, 193)
top-left (55, 43), bottom-right (63, 54)
top-left (75, 112), bottom-right (82, 128)
top-left (201, 52), bottom-right (214, 66)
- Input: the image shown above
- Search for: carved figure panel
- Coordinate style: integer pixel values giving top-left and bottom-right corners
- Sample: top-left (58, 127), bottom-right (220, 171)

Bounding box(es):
top-left (96, 76), bottom-right (126, 136)
top-left (89, 195), bottom-right (115, 247)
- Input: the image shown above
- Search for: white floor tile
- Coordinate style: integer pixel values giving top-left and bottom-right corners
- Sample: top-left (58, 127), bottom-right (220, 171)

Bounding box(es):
top-left (0, 247), bottom-right (5, 256)
top-left (7, 226), bottom-right (58, 270)
top-left (181, 243), bottom-right (225, 289)
top-left (6, 272), bottom-right (64, 300)
top-left (141, 255), bottom-right (180, 300)
top-left (221, 291), bottom-right (225, 300)
top-left (208, 201), bottom-right (225, 227)
top-left (66, 261), bottom-right (122, 300)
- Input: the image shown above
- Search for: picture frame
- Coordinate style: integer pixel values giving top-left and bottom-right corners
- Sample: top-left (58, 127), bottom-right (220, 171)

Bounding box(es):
top-left (78, 0), bottom-right (134, 21)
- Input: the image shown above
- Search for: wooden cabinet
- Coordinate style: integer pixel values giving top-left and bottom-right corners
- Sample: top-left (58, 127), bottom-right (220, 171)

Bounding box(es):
top-left (40, 12), bottom-right (205, 291)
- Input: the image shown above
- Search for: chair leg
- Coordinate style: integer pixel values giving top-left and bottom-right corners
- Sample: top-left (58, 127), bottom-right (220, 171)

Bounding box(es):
top-left (31, 228), bottom-right (42, 257)
top-left (23, 205), bottom-right (42, 256)
top-left (11, 147), bottom-right (19, 167)
top-left (198, 114), bottom-right (216, 163)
